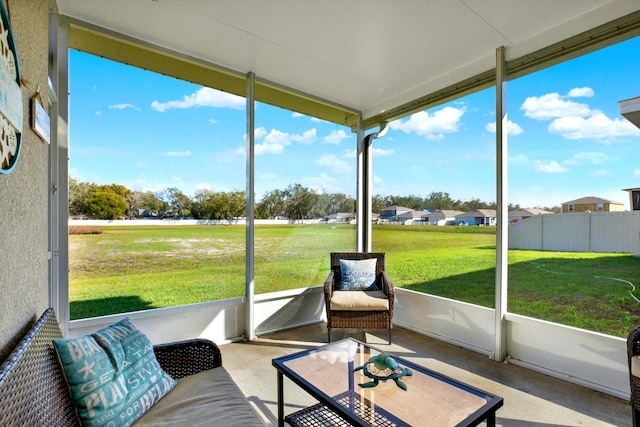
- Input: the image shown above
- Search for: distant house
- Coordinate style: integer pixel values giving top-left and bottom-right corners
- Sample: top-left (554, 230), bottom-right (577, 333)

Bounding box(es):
top-left (422, 210), bottom-right (464, 226)
top-left (324, 212), bottom-right (355, 223)
top-left (323, 212), bottom-right (378, 224)
top-left (379, 205), bottom-right (412, 221)
top-left (508, 208), bottom-right (554, 223)
top-left (395, 210), bottom-right (427, 225)
top-left (456, 209), bottom-right (497, 226)
top-left (623, 187), bottom-right (640, 211)
top-left (561, 196), bottom-right (625, 213)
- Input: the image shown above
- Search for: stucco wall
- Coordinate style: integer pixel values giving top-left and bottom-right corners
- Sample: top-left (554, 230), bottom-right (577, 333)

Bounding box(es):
top-left (0, 0), bottom-right (50, 362)
top-left (562, 203), bottom-right (625, 213)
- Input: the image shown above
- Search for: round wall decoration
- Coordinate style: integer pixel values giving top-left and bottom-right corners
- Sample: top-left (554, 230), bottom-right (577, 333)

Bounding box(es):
top-left (0, 0), bottom-right (23, 174)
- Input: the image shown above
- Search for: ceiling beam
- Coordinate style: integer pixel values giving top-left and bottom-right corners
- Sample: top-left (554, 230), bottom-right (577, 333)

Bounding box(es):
top-left (68, 21), bottom-right (361, 130)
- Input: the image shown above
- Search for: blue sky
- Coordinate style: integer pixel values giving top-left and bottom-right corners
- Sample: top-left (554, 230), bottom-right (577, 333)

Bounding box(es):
top-left (69, 35), bottom-right (640, 209)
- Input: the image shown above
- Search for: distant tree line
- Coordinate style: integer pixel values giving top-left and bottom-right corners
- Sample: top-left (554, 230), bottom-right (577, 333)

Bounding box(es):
top-left (69, 178), bottom-right (559, 220)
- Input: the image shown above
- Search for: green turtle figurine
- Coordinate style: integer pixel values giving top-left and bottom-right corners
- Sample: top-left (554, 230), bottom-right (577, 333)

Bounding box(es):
top-left (353, 353), bottom-right (413, 390)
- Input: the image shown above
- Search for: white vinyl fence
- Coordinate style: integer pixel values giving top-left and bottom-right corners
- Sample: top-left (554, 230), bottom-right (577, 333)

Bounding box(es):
top-left (509, 211), bottom-right (640, 253)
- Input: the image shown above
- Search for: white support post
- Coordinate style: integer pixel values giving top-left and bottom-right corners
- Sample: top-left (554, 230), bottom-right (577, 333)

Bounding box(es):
top-left (494, 46), bottom-right (508, 361)
top-left (245, 72), bottom-right (256, 341)
top-left (356, 116), bottom-right (367, 252)
top-left (52, 13), bottom-right (71, 336)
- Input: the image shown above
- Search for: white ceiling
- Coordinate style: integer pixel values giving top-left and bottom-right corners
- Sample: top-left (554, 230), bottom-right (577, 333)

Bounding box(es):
top-left (56, 0), bottom-right (639, 122)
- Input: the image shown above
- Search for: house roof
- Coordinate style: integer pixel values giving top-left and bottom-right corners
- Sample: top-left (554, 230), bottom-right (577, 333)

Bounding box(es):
top-left (562, 196), bottom-right (625, 205)
top-left (396, 210), bottom-right (427, 219)
top-left (456, 209), bottom-right (497, 218)
top-left (509, 208), bottom-right (554, 217)
top-left (55, 1), bottom-right (640, 130)
top-left (423, 210), bottom-right (465, 218)
top-left (380, 206), bottom-right (412, 212)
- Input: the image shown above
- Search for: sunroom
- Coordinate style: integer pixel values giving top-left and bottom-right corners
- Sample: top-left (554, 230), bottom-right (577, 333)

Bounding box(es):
top-left (2, 0), bottom-right (640, 425)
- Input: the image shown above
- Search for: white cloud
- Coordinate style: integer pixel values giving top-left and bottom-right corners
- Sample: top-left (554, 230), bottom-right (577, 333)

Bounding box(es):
top-left (195, 182), bottom-right (212, 191)
top-left (634, 169), bottom-right (640, 177)
top-left (549, 113), bottom-right (640, 140)
top-left (254, 126), bottom-right (268, 140)
top-left (590, 169), bottom-right (610, 176)
top-left (323, 130), bottom-right (350, 145)
top-left (304, 172), bottom-right (340, 195)
top-left (294, 129), bottom-right (317, 144)
top-left (264, 128), bottom-right (316, 145)
top-left (208, 118), bottom-right (218, 124)
top-left (521, 87), bottom-right (640, 141)
top-left (533, 160), bottom-right (568, 173)
top-left (568, 87), bottom-right (594, 98)
top-left (485, 120), bottom-right (524, 136)
top-left (151, 87), bottom-right (244, 112)
top-left (255, 142), bottom-right (285, 155)
top-left (563, 151), bottom-right (610, 166)
top-left (263, 129), bottom-right (294, 146)
top-left (162, 150), bottom-right (192, 157)
top-left (390, 106), bottom-right (465, 140)
top-left (316, 154), bottom-right (351, 175)
top-left (250, 127), bottom-right (317, 155)
top-left (521, 92), bottom-right (591, 120)
top-left (109, 103), bottom-right (139, 111)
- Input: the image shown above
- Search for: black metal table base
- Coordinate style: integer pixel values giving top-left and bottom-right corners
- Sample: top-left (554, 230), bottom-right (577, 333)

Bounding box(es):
top-left (285, 391), bottom-right (400, 426)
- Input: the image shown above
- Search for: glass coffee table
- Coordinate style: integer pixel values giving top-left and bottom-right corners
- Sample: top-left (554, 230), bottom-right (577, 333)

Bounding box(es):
top-left (272, 338), bottom-right (503, 426)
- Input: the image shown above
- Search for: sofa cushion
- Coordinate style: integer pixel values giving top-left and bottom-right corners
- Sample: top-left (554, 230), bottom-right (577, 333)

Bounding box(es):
top-left (135, 367), bottom-right (264, 426)
top-left (339, 258), bottom-right (378, 291)
top-left (53, 318), bottom-right (177, 427)
top-left (330, 290), bottom-right (389, 311)
top-left (632, 356), bottom-right (640, 377)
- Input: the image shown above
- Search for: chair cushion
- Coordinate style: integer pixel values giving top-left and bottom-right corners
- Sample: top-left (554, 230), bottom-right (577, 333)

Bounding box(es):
top-left (53, 318), bottom-right (177, 427)
top-left (339, 258), bottom-right (378, 291)
top-left (330, 290), bottom-right (389, 311)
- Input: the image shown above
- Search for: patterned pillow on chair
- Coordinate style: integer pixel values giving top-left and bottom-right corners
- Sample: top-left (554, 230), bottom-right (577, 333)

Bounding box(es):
top-left (339, 258), bottom-right (378, 291)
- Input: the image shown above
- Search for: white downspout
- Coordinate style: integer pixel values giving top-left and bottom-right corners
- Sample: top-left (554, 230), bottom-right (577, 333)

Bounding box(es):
top-left (359, 122), bottom-right (388, 252)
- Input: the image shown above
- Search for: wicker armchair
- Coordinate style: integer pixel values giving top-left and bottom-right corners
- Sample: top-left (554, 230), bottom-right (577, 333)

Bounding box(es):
top-left (324, 252), bottom-right (395, 344)
top-left (628, 325), bottom-right (640, 426)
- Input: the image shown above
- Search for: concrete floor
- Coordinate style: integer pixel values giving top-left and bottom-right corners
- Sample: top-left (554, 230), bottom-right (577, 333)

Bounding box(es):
top-left (220, 323), bottom-right (631, 426)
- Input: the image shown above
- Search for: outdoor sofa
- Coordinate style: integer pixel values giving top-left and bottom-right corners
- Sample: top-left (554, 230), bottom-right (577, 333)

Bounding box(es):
top-left (628, 325), bottom-right (640, 426)
top-left (0, 308), bottom-right (264, 426)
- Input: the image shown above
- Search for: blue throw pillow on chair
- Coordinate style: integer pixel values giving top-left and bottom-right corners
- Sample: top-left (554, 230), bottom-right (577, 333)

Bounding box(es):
top-left (339, 258), bottom-right (378, 291)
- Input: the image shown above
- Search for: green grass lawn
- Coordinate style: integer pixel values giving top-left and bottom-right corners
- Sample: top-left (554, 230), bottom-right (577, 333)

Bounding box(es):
top-left (69, 224), bottom-right (640, 337)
